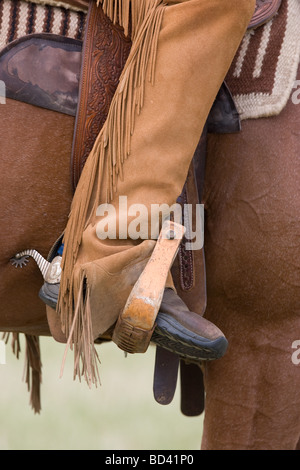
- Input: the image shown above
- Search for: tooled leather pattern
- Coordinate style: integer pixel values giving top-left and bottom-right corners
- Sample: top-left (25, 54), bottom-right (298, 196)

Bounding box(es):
top-left (71, 1), bottom-right (131, 190)
top-left (176, 186), bottom-right (194, 291)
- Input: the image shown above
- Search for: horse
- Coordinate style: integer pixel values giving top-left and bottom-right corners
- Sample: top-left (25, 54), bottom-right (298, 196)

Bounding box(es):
top-left (0, 0), bottom-right (299, 450)
top-left (200, 0), bottom-right (300, 449)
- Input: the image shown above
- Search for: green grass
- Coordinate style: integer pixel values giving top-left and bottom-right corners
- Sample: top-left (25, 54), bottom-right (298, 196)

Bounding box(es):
top-left (0, 336), bottom-right (203, 450)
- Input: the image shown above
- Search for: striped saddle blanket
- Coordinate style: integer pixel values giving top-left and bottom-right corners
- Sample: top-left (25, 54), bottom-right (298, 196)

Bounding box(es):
top-left (0, 0), bottom-right (299, 120)
top-left (225, 0), bottom-right (300, 119)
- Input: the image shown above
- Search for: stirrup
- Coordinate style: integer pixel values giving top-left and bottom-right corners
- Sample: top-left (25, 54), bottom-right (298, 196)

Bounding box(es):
top-left (112, 220), bottom-right (185, 354)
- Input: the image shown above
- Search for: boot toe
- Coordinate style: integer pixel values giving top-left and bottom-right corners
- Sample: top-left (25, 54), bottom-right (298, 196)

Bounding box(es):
top-left (151, 311), bottom-right (228, 361)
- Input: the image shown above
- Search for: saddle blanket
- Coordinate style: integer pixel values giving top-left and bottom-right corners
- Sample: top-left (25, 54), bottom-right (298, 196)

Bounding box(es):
top-left (0, 0), bottom-right (299, 120)
top-left (226, 0), bottom-right (300, 120)
top-left (0, 0), bottom-right (86, 48)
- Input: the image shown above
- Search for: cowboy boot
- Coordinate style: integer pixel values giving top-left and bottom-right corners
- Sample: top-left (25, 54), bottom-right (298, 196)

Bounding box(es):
top-left (52, 0), bottom-right (255, 383)
top-left (41, 276), bottom-right (228, 361)
top-left (152, 288), bottom-right (227, 361)
top-left (41, 237), bottom-right (228, 362)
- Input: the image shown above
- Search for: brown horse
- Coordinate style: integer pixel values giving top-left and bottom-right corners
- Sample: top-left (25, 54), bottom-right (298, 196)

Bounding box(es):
top-left (200, 0), bottom-right (300, 449)
top-left (201, 62), bottom-right (300, 449)
top-left (0, 0), bottom-right (299, 450)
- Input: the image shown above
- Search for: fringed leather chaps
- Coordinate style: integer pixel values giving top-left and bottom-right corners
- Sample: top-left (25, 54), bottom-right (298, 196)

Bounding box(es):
top-left (57, 0), bottom-right (256, 385)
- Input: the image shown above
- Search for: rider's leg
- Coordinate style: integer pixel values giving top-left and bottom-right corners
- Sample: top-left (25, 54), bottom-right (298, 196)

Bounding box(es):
top-left (43, 0), bottom-right (256, 377)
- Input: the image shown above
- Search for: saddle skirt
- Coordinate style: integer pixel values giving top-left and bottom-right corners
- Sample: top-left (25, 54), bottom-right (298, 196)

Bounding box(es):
top-left (0, 34), bottom-right (82, 115)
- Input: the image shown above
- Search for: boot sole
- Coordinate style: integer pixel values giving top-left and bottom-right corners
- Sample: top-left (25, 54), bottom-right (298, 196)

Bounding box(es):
top-left (151, 312), bottom-right (228, 361)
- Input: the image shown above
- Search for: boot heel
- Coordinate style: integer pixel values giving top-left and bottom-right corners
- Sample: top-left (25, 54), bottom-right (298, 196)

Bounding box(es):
top-left (112, 220), bottom-right (185, 353)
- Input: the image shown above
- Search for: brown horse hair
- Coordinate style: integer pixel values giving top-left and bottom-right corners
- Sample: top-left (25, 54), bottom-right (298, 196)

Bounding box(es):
top-left (2, 332), bottom-right (42, 413)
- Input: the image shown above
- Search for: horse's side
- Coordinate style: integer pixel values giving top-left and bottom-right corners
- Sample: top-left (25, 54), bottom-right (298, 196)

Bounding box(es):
top-left (202, 62), bottom-right (300, 449)
top-left (0, 0), bottom-right (300, 450)
top-left (0, 99), bottom-right (73, 335)
top-left (0, 0), bottom-right (86, 335)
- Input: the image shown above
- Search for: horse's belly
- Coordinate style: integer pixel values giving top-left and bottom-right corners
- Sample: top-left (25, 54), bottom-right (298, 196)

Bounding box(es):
top-left (203, 88), bottom-right (300, 319)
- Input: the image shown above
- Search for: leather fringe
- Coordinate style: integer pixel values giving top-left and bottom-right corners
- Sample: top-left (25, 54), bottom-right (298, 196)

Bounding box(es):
top-left (60, 276), bottom-right (101, 387)
top-left (2, 332), bottom-right (42, 414)
top-left (57, 0), bottom-right (166, 385)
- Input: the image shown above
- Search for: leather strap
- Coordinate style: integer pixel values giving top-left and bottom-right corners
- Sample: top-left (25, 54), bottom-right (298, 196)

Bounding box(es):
top-left (71, 0), bottom-right (131, 191)
top-left (180, 361), bottom-right (205, 417)
top-left (153, 347), bottom-right (179, 405)
top-left (171, 159), bottom-right (207, 316)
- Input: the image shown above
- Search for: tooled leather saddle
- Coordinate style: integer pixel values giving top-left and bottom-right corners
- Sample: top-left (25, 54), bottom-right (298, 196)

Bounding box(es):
top-left (0, 0), bottom-right (282, 416)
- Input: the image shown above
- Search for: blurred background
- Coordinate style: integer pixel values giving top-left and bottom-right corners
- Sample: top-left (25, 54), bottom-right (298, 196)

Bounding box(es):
top-left (0, 336), bottom-right (204, 450)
